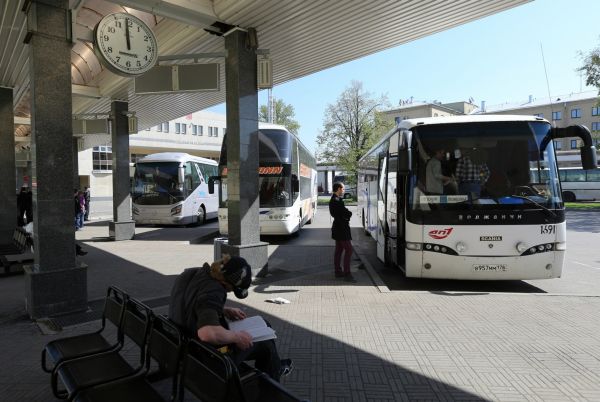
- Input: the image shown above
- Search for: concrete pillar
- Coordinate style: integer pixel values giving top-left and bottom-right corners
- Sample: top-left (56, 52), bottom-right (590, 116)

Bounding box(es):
top-left (109, 101), bottom-right (135, 240)
top-left (24, 0), bottom-right (87, 319)
top-left (73, 137), bottom-right (79, 188)
top-left (222, 29), bottom-right (268, 276)
top-left (0, 87), bottom-right (17, 243)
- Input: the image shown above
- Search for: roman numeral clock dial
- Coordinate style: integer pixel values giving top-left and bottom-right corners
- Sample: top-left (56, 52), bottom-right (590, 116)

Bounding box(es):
top-left (94, 13), bottom-right (158, 77)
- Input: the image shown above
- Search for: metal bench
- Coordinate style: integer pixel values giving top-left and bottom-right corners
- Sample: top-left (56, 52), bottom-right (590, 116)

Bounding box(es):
top-left (51, 298), bottom-right (153, 400)
top-left (73, 315), bottom-right (184, 402)
top-left (0, 227), bottom-right (33, 276)
top-left (42, 286), bottom-right (128, 374)
top-left (179, 338), bottom-right (307, 402)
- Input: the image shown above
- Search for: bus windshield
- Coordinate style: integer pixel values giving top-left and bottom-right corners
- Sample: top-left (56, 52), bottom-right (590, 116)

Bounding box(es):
top-left (132, 162), bottom-right (184, 205)
top-left (259, 174), bottom-right (292, 207)
top-left (408, 121), bottom-right (562, 216)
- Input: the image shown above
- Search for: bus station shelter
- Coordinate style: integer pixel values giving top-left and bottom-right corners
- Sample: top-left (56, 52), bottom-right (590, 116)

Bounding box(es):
top-left (0, 0), bottom-right (530, 318)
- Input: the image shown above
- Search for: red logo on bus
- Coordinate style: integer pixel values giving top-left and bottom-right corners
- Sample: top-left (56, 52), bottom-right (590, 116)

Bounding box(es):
top-left (428, 228), bottom-right (453, 239)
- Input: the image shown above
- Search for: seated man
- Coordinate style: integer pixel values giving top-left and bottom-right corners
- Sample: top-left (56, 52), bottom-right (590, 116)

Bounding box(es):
top-left (169, 254), bottom-right (292, 381)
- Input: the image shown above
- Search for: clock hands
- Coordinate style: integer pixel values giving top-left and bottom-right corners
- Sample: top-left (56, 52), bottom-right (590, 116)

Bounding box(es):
top-left (125, 18), bottom-right (131, 51)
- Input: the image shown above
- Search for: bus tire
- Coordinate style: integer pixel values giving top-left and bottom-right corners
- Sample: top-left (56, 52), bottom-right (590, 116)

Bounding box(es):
top-left (562, 191), bottom-right (576, 202)
top-left (197, 205), bottom-right (206, 225)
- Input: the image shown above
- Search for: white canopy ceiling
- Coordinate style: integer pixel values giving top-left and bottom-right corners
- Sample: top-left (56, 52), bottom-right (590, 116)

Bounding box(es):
top-left (0, 0), bottom-right (530, 138)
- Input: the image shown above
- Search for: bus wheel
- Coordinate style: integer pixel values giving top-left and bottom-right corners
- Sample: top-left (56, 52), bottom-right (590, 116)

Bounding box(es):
top-left (196, 205), bottom-right (206, 225)
top-left (562, 191), bottom-right (576, 202)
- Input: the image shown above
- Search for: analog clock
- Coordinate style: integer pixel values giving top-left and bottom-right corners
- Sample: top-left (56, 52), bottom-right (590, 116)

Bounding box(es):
top-left (94, 13), bottom-right (158, 77)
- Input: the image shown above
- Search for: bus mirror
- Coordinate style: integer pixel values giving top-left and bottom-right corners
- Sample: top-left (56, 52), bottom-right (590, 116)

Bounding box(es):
top-left (581, 145), bottom-right (598, 170)
top-left (208, 176), bottom-right (220, 194)
top-left (398, 149), bottom-right (411, 175)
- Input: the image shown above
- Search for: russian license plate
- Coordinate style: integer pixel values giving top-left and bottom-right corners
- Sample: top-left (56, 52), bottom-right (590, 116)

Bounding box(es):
top-left (473, 264), bottom-right (508, 272)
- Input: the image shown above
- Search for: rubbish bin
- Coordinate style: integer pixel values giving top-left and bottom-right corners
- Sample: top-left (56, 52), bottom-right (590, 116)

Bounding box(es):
top-left (213, 237), bottom-right (228, 261)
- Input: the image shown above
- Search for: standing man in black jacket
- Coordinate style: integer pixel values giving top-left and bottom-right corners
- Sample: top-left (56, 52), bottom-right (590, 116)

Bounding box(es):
top-left (329, 182), bottom-right (355, 282)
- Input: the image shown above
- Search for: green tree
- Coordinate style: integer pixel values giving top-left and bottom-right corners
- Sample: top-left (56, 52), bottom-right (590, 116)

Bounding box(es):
top-left (316, 81), bottom-right (393, 184)
top-left (578, 43), bottom-right (600, 93)
top-left (259, 98), bottom-right (300, 135)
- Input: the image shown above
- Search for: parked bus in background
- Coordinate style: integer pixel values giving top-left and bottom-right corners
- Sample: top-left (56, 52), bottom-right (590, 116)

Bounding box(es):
top-left (132, 153), bottom-right (218, 225)
top-left (357, 115), bottom-right (597, 280)
top-left (557, 167), bottom-right (600, 202)
top-left (213, 123), bottom-right (317, 235)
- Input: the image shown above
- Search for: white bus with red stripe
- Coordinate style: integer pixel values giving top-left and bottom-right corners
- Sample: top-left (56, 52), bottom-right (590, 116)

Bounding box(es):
top-left (357, 116), bottom-right (597, 279)
top-left (216, 123), bottom-right (317, 235)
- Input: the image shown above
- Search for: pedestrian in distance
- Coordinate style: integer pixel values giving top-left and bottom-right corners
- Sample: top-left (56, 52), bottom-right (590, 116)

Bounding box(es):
top-left (83, 186), bottom-right (91, 221)
top-left (329, 182), bottom-right (356, 282)
top-left (169, 254), bottom-right (293, 382)
top-left (16, 183), bottom-right (32, 226)
top-left (74, 189), bottom-right (85, 230)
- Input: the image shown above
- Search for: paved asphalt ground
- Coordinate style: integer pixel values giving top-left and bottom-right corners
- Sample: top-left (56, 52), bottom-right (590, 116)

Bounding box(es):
top-left (0, 206), bottom-right (599, 401)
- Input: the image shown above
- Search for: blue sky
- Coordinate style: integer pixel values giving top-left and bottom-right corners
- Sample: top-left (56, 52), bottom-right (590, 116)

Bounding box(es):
top-left (209, 0), bottom-right (600, 154)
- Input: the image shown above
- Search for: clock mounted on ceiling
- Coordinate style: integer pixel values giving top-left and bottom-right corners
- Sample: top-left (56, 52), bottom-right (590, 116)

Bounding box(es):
top-left (94, 13), bottom-right (158, 77)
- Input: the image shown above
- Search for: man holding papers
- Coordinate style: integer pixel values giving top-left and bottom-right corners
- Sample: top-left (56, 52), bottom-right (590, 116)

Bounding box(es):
top-left (169, 254), bottom-right (293, 381)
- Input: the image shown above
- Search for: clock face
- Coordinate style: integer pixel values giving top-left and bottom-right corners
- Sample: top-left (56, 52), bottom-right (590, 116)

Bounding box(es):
top-left (94, 13), bottom-right (158, 77)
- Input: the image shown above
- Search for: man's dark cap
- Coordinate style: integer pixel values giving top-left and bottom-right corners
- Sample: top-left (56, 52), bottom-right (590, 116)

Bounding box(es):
top-left (221, 256), bottom-right (252, 299)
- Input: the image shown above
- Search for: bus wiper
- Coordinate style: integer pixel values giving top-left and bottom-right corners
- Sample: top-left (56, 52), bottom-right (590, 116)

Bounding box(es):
top-left (509, 195), bottom-right (557, 218)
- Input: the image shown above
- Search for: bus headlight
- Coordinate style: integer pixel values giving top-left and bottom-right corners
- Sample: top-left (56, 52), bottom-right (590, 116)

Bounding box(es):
top-left (516, 242), bottom-right (528, 253)
top-left (456, 242), bottom-right (467, 253)
top-left (406, 242), bottom-right (422, 251)
top-left (170, 205), bottom-right (182, 215)
top-left (555, 242), bottom-right (566, 251)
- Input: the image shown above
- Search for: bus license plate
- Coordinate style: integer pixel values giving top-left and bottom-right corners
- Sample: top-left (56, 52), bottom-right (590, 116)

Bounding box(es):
top-left (473, 264), bottom-right (508, 272)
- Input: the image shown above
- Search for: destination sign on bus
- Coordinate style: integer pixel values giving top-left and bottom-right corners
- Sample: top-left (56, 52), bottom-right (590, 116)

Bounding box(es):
top-left (220, 166), bottom-right (284, 176)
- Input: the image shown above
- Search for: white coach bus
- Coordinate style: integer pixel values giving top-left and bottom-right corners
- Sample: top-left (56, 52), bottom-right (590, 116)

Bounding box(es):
top-left (132, 153), bottom-right (218, 225)
top-left (213, 123), bottom-right (317, 235)
top-left (557, 167), bottom-right (600, 202)
top-left (358, 115), bottom-right (597, 280)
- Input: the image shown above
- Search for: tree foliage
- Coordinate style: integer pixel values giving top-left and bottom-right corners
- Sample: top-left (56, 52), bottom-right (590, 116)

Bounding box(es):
top-left (259, 98), bottom-right (300, 135)
top-left (316, 81), bottom-right (393, 184)
top-left (578, 44), bottom-right (600, 93)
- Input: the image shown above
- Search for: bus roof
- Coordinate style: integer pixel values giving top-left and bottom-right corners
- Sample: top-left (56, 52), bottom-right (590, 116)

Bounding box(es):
top-left (258, 122), bottom-right (290, 131)
top-left (137, 152), bottom-right (217, 165)
top-left (361, 115), bottom-right (550, 162)
top-left (398, 114), bottom-right (548, 129)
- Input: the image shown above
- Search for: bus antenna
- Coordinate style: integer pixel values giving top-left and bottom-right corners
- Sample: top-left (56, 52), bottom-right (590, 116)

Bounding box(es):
top-left (540, 42), bottom-right (555, 120)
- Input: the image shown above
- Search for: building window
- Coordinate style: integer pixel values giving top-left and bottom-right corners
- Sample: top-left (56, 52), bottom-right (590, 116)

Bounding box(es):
top-left (208, 126), bottom-right (213, 137)
top-left (552, 111), bottom-right (561, 120)
top-left (198, 125), bottom-right (203, 136)
top-left (213, 127), bottom-right (218, 137)
top-left (192, 124), bottom-right (197, 135)
top-left (553, 140), bottom-right (562, 150)
top-left (181, 124), bottom-right (187, 135)
top-left (570, 139), bottom-right (578, 149)
top-left (163, 122), bottom-right (169, 133)
top-left (156, 124), bottom-right (162, 132)
top-left (93, 145), bottom-right (112, 171)
top-left (592, 107), bottom-right (599, 116)
top-left (571, 108), bottom-right (581, 118)
top-left (175, 123), bottom-right (180, 134)
top-left (592, 122), bottom-right (600, 131)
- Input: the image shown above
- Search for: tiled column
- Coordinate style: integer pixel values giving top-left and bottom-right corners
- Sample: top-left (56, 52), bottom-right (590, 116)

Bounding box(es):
top-left (0, 87), bottom-right (17, 244)
top-left (24, 0), bottom-right (87, 319)
top-left (222, 29), bottom-right (268, 276)
top-left (109, 101), bottom-right (135, 240)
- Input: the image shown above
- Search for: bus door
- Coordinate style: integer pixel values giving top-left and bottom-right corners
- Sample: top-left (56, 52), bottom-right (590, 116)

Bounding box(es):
top-left (376, 154), bottom-right (387, 262)
top-left (386, 154), bottom-right (398, 266)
